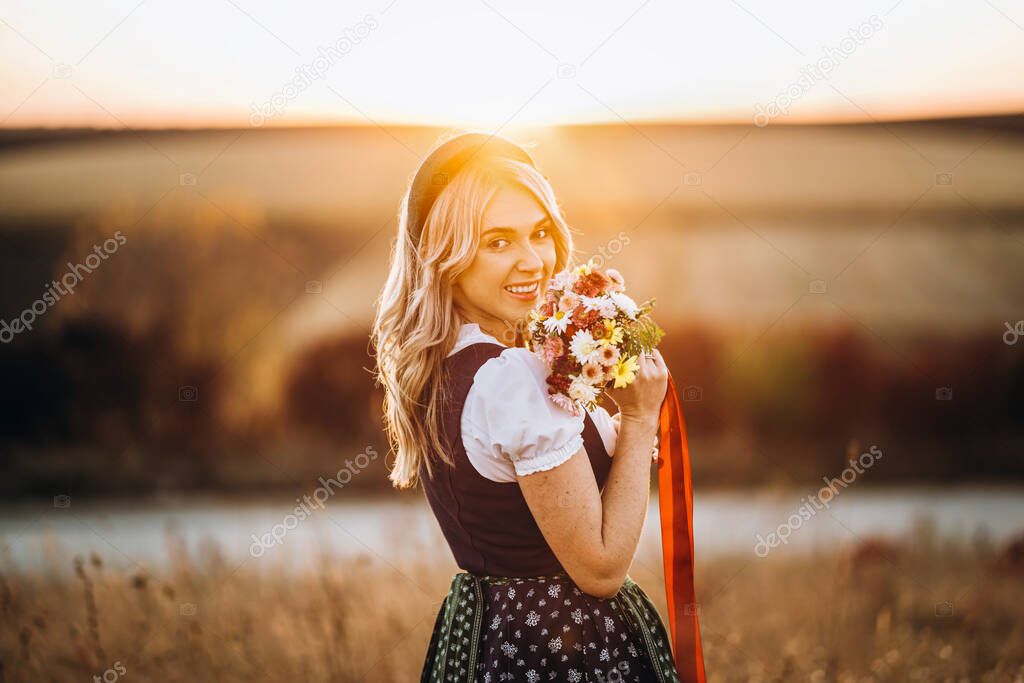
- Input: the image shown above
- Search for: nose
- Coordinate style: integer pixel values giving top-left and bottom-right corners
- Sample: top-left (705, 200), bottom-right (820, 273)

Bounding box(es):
top-left (516, 240), bottom-right (544, 274)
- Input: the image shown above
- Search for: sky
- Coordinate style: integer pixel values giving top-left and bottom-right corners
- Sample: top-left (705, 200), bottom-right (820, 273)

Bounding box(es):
top-left (2, 0), bottom-right (1023, 129)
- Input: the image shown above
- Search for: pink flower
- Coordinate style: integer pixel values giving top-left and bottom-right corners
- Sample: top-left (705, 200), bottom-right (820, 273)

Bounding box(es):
top-left (604, 269), bottom-right (626, 293)
top-left (542, 336), bottom-right (565, 364)
top-left (549, 392), bottom-right (582, 416)
top-left (558, 292), bottom-right (580, 313)
top-left (597, 345), bottom-right (620, 366)
top-left (581, 362), bottom-right (604, 383)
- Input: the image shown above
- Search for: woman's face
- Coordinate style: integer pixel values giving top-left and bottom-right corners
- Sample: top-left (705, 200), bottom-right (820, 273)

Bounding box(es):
top-left (453, 183), bottom-right (558, 343)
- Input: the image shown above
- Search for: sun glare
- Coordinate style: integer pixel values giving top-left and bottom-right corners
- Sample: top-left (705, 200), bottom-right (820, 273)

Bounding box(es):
top-left (1, 0), bottom-right (1022, 128)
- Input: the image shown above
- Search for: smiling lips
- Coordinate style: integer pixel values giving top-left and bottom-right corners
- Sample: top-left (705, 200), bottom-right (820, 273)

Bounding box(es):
top-left (504, 280), bottom-right (540, 300)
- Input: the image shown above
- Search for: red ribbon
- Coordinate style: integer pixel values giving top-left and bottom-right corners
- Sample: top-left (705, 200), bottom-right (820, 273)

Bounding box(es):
top-left (656, 371), bottom-right (706, 683)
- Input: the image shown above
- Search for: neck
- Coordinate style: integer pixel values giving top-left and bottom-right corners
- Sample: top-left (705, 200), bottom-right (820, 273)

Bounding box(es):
top-left (480, 321), bottom-right (515, 347)
top-left (457, 312), bottom-right (520, 348)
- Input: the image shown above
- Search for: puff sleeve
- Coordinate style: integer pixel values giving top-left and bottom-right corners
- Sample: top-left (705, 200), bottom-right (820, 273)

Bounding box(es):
top-left (461, 347), bottom-right (586, 477)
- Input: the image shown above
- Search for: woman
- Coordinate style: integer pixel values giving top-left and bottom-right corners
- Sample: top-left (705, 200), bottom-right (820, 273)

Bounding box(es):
top-left (371, 131), bottom-right (682, 682)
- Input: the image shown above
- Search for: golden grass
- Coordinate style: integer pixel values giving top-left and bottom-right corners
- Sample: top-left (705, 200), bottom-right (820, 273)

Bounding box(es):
top-left (1, 533), bottom-right (1023, 682)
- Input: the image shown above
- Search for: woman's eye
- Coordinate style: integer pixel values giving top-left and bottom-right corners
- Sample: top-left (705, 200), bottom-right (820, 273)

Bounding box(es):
top-left (488, 228), bottom-right (549, 249)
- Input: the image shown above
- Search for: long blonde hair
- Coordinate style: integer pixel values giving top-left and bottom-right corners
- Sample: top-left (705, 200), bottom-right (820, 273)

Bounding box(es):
top-left (372, 140), bottom-right (577, 489)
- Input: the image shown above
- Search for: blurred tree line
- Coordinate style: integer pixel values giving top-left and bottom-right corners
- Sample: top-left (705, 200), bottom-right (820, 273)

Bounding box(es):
top-left (1, 208), bottom-right (1022, 498)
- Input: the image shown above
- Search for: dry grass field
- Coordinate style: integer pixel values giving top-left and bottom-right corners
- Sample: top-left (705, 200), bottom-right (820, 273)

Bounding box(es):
top-left (2, 526), bottom-right (1023, 682)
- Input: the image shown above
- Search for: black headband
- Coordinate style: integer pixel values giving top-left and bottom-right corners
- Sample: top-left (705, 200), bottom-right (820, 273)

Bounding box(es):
top-left (405, 132), bottom-right (539, 246)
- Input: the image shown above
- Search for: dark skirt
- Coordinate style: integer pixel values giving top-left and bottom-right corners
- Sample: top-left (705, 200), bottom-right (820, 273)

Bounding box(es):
top-left (421, 571), bottom-right (682, 683)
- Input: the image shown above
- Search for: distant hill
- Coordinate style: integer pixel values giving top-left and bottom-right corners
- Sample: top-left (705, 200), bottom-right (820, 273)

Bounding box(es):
top-left (2, 117), bottom-right (1023, 225)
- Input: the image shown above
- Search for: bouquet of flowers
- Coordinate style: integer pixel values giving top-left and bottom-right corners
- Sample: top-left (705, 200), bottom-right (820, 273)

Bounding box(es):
top-left (526, 258), bottom-right (665, 417)
top-left (528, 261), bottom-right (706, 680)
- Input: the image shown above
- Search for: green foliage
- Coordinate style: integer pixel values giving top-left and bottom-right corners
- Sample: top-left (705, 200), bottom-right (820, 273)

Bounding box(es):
top-left (618, 297), bottom-right (666, 358)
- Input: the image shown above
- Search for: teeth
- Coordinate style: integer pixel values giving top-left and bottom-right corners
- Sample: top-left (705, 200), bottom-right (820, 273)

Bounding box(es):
top-left (505, 282), bottom-right (538, 294)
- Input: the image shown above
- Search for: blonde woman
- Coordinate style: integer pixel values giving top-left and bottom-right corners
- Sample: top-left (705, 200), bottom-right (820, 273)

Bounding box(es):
top-left (372, 131), bottom-right (682, 682)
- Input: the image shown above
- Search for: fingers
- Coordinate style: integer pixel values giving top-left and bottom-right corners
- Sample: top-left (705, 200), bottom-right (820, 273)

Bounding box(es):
top-left (633, 350), bottom-right (667, 387)
top-left (639, 349), bottom-right (665, 373)
top-left (644, 350), bottom-right (668, 388)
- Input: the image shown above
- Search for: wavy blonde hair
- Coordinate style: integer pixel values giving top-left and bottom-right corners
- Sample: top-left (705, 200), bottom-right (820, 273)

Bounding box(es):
top-left (372, 142), bottom-right (577, 490)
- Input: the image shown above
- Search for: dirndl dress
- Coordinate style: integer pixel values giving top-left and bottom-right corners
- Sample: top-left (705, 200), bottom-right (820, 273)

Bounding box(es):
top-left (421, 570), bottom-right (682, 683)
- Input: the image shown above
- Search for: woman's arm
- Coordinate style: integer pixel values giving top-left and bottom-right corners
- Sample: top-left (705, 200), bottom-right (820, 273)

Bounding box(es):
top-left (516, 352), bottom-right (667, 598)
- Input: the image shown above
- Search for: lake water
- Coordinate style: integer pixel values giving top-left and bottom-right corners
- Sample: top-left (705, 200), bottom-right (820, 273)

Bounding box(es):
top-left (2, 486), bottom-right (1022, 574)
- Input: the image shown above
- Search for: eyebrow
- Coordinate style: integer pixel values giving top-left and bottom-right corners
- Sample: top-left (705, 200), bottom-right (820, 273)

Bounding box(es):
top-left (481, 217), bottom-right (550, 236)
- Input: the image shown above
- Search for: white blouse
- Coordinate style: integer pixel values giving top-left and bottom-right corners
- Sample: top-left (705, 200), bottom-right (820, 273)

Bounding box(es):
top-left (449, 322), bottom-right (620, 482)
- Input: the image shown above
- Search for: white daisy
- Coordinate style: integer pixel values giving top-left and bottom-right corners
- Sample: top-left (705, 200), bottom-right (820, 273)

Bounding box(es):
top-left (592, 295), bottom-right (618, 318)
top-left (578, 294), bottom-right (605, 312)
top-left (543, 310), bottom-right (572, 334)
top-left (568, 375), bottom-right (599, 405)
top-left (608, 291), bottom-right (639, 319)
top-left (568, 329), bottom-right (601, 365)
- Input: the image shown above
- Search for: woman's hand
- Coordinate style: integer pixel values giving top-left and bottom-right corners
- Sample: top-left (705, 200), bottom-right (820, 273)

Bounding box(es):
top-left (605, 349), bottom-right (668, 423)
